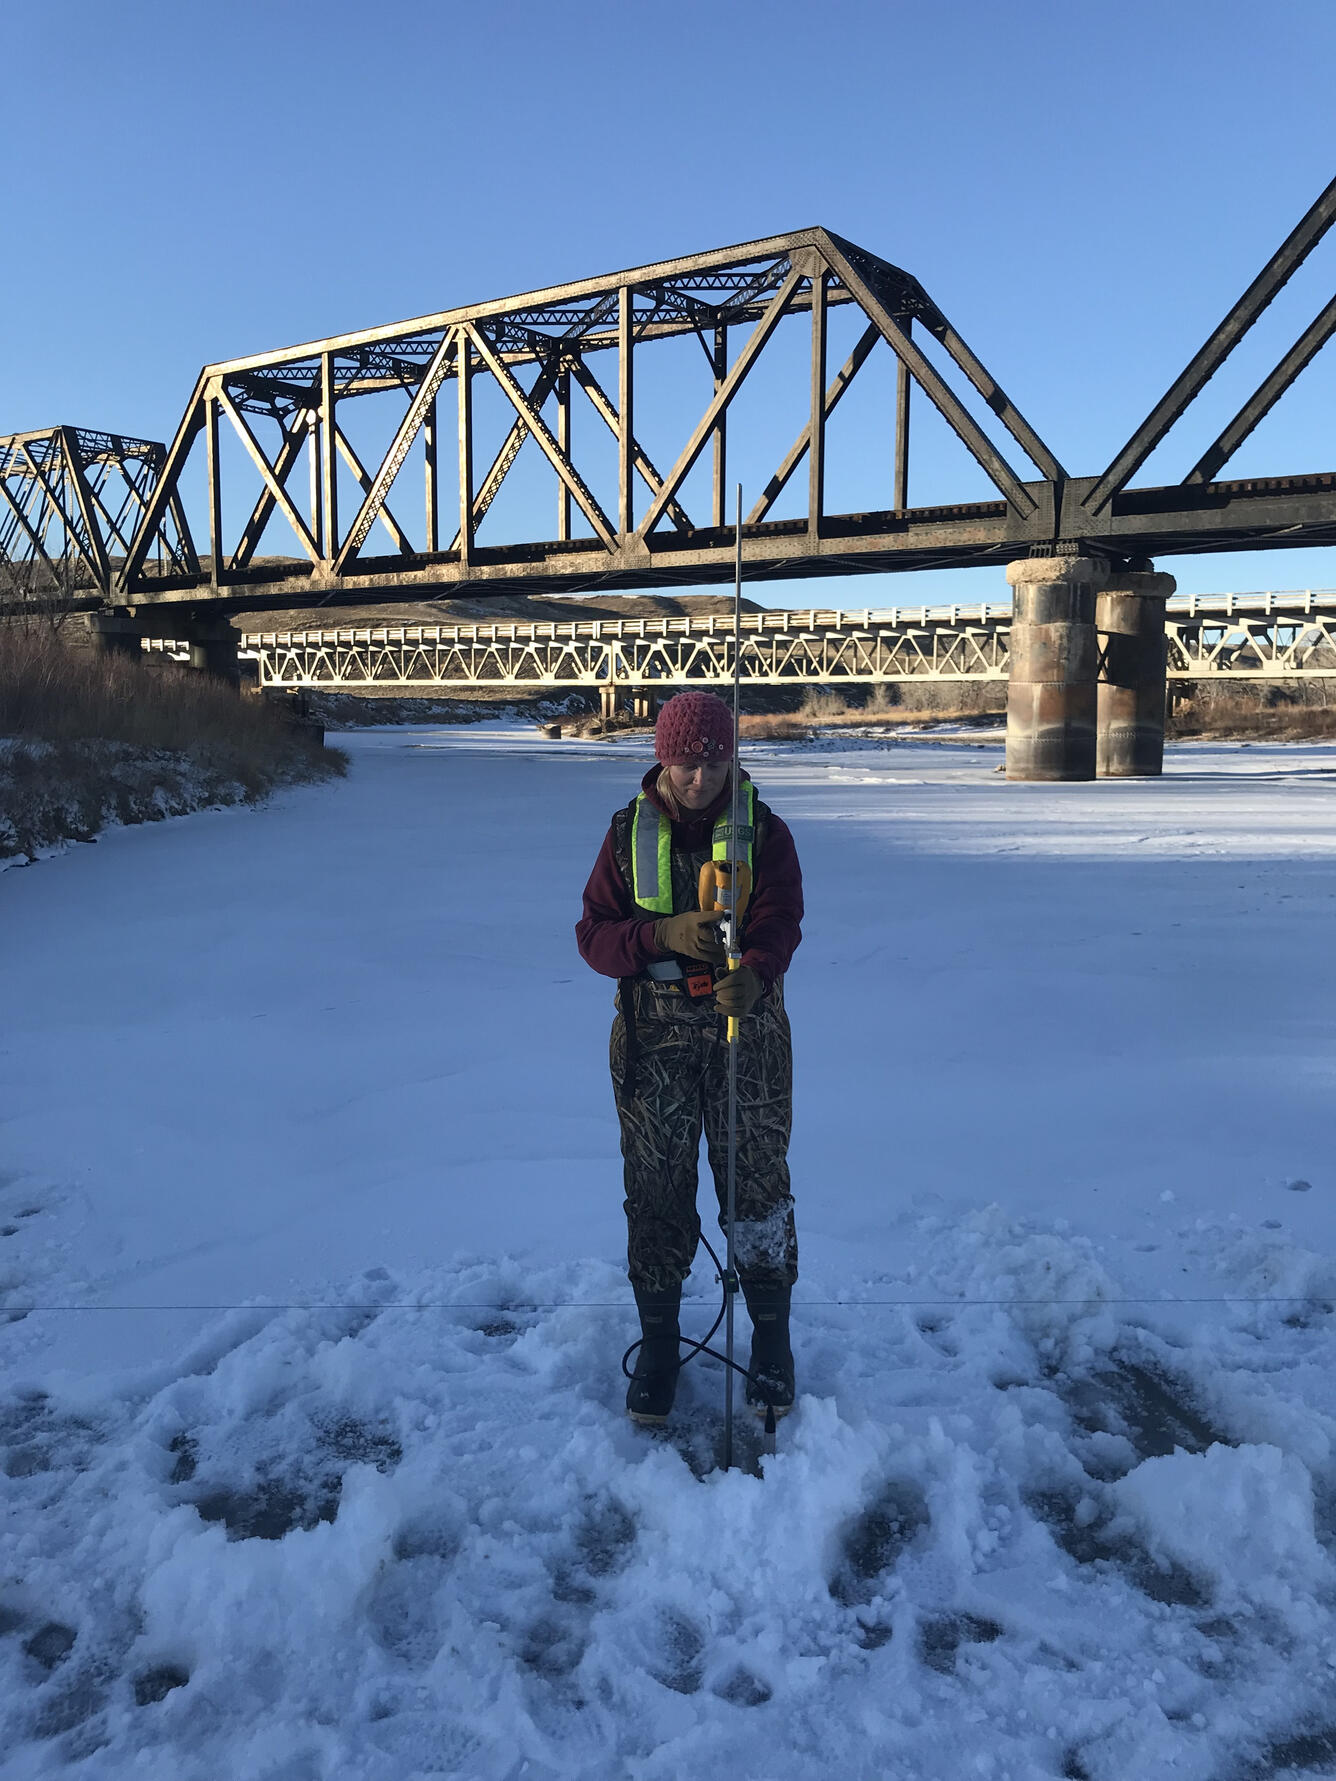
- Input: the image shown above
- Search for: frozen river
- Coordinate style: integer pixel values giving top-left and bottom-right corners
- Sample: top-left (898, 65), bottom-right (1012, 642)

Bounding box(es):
top-left (3, 726), bottom-right (1336, 1778)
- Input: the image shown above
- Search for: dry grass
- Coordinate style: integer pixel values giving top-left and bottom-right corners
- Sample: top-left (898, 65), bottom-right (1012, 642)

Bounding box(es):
top-left (1168, 685), bottom-right (1336, 742)
top-left (741, 684), bottom-right (1003, 740)
top-left (1170, 707), bottom-right (1336, 741)
top-left (0, 627), bottom-right (345, 860)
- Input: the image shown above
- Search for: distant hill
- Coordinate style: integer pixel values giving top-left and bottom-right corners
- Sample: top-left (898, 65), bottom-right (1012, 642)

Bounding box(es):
top-left (233, 590), bottom-right (769, 634)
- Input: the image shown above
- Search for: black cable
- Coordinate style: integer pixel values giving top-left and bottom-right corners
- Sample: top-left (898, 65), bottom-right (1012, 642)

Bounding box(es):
top-left (620, 1230), bottom-right (780, 1434)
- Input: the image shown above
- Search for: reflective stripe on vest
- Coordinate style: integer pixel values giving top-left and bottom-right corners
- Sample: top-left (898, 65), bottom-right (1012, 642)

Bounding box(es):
top-left (631, 793), bottom-right (674, 914)
top-left (630, 783), bottom-right (755, 913)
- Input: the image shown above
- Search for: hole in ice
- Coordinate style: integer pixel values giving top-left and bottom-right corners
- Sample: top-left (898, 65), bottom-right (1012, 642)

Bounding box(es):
top-left (918, 1612), bottom-right (1003, 1675)
top-left (192, 1474), bottom-right (341, 1542)
top-left (133, 1664), bottom-right (189, 1707)
top-left (23, 1621), bottom-right (76, 1671)
top-left (1, 1226), bottom-right (17, 1238)
top-left (1061, 1750), bottom-right (1092, 1781)
top-left (711, 1665), bottom-right (773, 1706)
top-left (829, 1480), bottom-right (929, 1607)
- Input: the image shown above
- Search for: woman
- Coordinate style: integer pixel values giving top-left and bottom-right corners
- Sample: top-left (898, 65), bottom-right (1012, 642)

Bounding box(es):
top-left (576, 690), bottom-right (804, 1424)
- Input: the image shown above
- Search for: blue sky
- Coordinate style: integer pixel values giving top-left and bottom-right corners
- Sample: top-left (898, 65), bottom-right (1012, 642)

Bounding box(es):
top-left (6, 0), bottom-right (1336, 602)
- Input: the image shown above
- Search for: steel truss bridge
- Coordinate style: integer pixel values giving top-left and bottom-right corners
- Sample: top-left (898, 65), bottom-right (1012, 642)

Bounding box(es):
top-left (196, 589), bottom-right (1336, 690)
top-left (4, 176), bottom-right (1336, 628)
top-left (0, 428), bottom-right (193, 605)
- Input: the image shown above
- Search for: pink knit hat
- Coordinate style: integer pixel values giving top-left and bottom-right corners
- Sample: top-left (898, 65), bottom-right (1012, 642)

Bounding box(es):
top-left (654, 691), bottom-right (734, 765)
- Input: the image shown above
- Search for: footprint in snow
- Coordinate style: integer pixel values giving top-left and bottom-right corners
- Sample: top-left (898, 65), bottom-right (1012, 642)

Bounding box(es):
top-left (829, 1478), bottom-right (930, 1646)
top-left (517, 1499), bottom-right (637, 1686)
top-left (167, 1411), bottom-right (401, 1542)
top-left (1058, 1348), bottom-right (1231, 1480)
top-left (1025, 1483), bottom-right (1210, 1609)
top-left (616, 1605), bottom-right (706, 1696)
top-left (711, 1664), bottom-right (773, 1706)
top-left (918, 1612), bottom-right (1003, 1675)
top-left (1240, 1722), bottom-right (1336, 1781)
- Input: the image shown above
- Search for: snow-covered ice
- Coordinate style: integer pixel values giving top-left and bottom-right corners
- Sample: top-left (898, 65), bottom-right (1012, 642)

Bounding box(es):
top-left (3, 725), bottom-right (1336, 1779)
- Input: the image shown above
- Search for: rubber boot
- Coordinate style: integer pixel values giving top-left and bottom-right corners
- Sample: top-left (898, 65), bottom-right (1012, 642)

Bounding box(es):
top-left (743, 1281), bottom-right (795, 1418)
top-left (626, 1285), bottom-right (682, 1424)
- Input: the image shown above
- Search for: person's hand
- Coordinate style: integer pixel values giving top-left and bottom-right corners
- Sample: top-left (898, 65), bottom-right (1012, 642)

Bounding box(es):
top-left (654, 910), bottom-right (726, 962)
top-left (713, 965), bottom-right (763, 1019)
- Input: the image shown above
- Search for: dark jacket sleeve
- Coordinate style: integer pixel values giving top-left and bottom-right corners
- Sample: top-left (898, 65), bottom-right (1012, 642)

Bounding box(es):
top-left (742, 813), bottom-right (803, 987)
top-left (576, 827), bottom-right (664, 980)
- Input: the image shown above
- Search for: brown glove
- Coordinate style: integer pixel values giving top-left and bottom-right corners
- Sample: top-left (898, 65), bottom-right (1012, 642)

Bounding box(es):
top-left (713, 964), bottom-right (763, 1019)
top-left (654, 909), bottom-right (726, 963)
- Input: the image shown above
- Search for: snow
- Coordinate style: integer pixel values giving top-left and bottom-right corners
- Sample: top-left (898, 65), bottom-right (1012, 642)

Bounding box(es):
top-left (4, 725), bottom-right (1336, 1778)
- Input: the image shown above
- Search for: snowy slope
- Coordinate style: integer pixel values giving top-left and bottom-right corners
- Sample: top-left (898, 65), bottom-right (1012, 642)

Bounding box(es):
top-left (3, 728), bottom-right (1336, 1779)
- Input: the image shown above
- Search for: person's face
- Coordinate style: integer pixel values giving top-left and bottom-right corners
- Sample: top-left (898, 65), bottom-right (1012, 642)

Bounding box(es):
top-left (668, 760), bottom-right (730, 810)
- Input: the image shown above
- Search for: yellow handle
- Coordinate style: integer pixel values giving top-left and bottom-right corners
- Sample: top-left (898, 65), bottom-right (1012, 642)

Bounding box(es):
top-left (698, 860), bottom-right (749, 1043)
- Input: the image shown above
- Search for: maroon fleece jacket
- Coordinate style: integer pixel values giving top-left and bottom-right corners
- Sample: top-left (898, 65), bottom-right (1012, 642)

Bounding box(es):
top-left (576, 766), bottom-right (803, 987)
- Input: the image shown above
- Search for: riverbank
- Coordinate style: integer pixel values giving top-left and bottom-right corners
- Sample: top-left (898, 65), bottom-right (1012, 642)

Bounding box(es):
top-left (0, 628), bottom-right (346, 864)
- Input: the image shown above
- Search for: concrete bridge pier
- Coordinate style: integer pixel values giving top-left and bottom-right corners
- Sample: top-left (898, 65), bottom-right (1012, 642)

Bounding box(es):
top-left (186, 619), bottom-right (240, 685)
top-left (1005, 554), bottom-right (1107, 781)
top-left (599, 684), bottom-right (658, 724)
top-left (85, 612), bottom-right (241, 685)
top-left (1096, 568), bottom-right (1176, 776)
top-left (85, 612), bottom-right (145, 658)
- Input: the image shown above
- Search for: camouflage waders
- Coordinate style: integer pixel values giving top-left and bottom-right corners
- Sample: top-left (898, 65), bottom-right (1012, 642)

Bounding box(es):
top-left (610, 802), bottom-right (798, 1296)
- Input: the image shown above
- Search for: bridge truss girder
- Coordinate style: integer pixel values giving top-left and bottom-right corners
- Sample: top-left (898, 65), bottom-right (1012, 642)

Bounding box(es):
top-left (107, 178), bottom-right (1336, 614)
top-left (114, 226), bottom-right (1071, 612)
top-left (8, 178), bottom-right (1336, 623)
top-left (0, 426), bottom-right (195, 608)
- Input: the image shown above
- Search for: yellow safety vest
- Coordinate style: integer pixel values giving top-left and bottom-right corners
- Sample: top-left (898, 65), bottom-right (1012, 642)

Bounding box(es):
top-left (630, 783), bottom-right (755, 914)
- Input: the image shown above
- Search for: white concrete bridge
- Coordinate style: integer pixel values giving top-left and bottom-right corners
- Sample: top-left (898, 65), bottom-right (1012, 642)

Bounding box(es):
top-left (170, 589), bottom-right (1336, 695)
